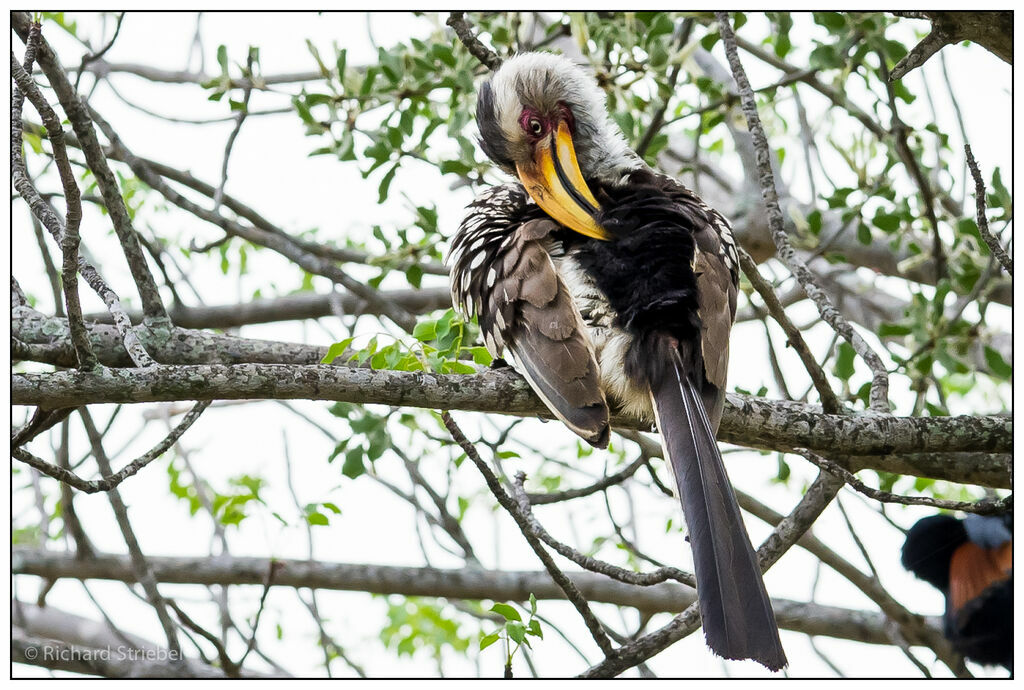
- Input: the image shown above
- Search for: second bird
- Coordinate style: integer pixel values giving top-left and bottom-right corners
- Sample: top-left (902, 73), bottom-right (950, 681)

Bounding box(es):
top-left (447, 52), bottom-right (786, 670)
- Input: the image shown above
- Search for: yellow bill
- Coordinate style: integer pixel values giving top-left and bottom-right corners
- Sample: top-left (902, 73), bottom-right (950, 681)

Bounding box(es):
top-left (516, 121), bottom-right (610, 241)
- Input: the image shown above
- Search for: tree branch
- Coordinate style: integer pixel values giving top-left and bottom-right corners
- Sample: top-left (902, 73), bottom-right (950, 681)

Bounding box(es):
top-left (964, 144), bottom-right (1012, 276)
top-left (12, 549), bottom-right (946, 649)
top-left (13, 401), bottom-right (209, 493)
top-left (447, 12), bottom-right (502, 72)
top-left (79, 287), bottom-right (452, 330)
top-left (12, 11), bottom-right (168, 324)
top-left (78, 409), bottom-right (182, 658)
top-left (12, 305), bottom-right (329, 368)
top-left (797, 449), bottom-right (1011, 515)
top-left (82, 106), bottom-right (418, 333)
top-left (441, 411), bottom-right (616, 657)
top-left (739, 248), bottom-right (841, 413)
top-left (12, 31), bottom-right (96, 369)
top-left (11, 364), bottom-right (1011, 462)
top-left (717, 12), bottom-right (892, 413)
top-left (889, 11), bottom-right (1012, 82)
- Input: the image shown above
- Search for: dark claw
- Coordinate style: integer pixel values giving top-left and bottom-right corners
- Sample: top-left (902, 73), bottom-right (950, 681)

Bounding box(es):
top-left (490, 357), bottom-right (510, 369)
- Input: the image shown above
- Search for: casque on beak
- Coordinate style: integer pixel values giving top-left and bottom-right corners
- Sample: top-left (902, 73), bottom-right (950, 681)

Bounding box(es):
top-left (516, 121), bottom-right (610, 241)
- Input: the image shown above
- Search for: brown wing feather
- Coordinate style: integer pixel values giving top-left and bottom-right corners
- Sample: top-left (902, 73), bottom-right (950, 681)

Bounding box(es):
top-left (448, 186), bottom-right (610, 448)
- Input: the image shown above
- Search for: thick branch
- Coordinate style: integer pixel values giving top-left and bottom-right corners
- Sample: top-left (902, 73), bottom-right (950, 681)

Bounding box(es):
top-left (12, 549), bottom-right (944, 648)
top-left (13, 305), bottom-right (328, 367)
top-left (80, 287), bottom-right (452, 330)
top-left (12, 599), bottom-right (258, 678)
top-left (10, 364), bottom-right (1012, 468)
top-left (890, 11), bottom-right (1012, 81)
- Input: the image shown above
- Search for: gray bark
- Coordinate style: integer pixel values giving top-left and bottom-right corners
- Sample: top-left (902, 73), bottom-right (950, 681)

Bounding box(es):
top-left (11, 363), bottom-right (1011, 487)
top-left (13, 549), bottom-right (943, 649)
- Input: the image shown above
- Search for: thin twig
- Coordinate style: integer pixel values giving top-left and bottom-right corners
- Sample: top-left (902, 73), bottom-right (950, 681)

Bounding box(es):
top-left (74, 12), bottom-right (125, 91)
top-left (13, 401), bottom-right (210, 493)
top-left (636, 19), bottom-right (693, 158)
top-left (739, 248), bottom-right (841, 413)
top-left (440, 411), bottom-right (616, 657)
top-left (835, 496), bottom-right (879, 580)
top-left (12, 46), bottom-right (96, 369)
top-left (447, 13), bottom-right (502, 72)
top-left (57, 419), bottom-right (96, 559)
top-left (526, 453), bottom-right (650, 505)
top-left (735, 486), bottom-right (971, 677)
top-left (878, 55), bottom-right (945, 282)
top-left (12, 406), bottom-right (75, 449)
top-left (756, 471), bottom-right (843, 571)
top-left (12, 12), bottom-right (168, 323)
top-left (212, 50), bottom-right (255, 214)
top-left (82, 107), bottom-right (419, 333)
top-left (964, 144), bottom-right (1012, 275)
top-left (512, 473), bottom-right (696, 589)
top-left (165, 598), bottom-right (240, 677)
top-left (235, 560), bottom-right (282, 667)
top-left (796, 449), bottom-right (1011, 516)
top-left (78, 409), bottom-right (182, 658)
top-left (29, 213), bottom-right (65, 316)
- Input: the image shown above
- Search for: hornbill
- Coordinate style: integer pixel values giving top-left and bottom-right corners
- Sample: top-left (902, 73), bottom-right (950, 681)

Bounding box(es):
top-left (446, 52), bottom-right (786, 670)
top-left (902, 512), bottom-right (1013, 670)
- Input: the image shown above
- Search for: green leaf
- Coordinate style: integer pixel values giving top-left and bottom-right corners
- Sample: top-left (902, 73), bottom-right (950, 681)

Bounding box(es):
top-left (529, 593), bottom-right (537, 616)
top-left (306, 510), bottom-right (329, 526)
top-left (336, 48), bottom-right (347, 81)
top-left (405, 264), bottom-right (423, 289)
top-left (506, 621), bottom-right (527, 645)
top-left (814, 11), bottom-right (846, 32)
top-left (378, 163), bottom-right (399, 203)
top-left (490, 603), bottom-right (521, 622)
top-left (857, 221), bottom-right (872, 245)
top-left (413, 319), bottom-right (437, 341)
top-left (468, 347), bottom-right (493, 366)
top-left (322, 337), bottom-right (354, 364)
top-left (877, 323), bottom-right (912, 338)
top-left (479, 632), bottom-right (501, 650)
top-left (983, 346), bottom-right (1012, 379)
top-left (834, 342), bottom-right (856, 379)
top-left (342, 447), bottom-right (366, 479)
top-left (872, 210), bottom-right (901, 232)
top-left (526, 619), bottom-right (543, 639)
top-left (444, 361), bottom-right (476, 374)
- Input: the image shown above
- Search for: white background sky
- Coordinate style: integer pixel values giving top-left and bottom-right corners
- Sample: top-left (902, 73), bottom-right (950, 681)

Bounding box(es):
top-left (8, 9), bottom-right (1016, 681)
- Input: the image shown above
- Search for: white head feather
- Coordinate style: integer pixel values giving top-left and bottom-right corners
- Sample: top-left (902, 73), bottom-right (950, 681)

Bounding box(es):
top-left (483, 52), bottom-right (641, 181)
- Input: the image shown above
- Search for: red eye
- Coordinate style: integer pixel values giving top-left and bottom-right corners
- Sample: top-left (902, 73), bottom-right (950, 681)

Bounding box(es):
top-left (519, 110), bottom-right (546, 138)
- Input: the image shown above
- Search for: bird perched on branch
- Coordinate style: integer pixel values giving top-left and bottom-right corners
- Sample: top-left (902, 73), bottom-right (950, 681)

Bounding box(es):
top-left (447, 52), bottom-right (786, 670)
top-left (902, 512), bottom-right (1013, 671)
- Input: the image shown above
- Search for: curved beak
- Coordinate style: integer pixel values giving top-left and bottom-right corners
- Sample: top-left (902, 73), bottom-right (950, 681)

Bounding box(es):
top-left (516, 121), bottom-right (609, 241)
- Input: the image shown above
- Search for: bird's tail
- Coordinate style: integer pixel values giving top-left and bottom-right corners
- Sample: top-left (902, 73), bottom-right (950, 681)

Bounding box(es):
top-left (650, 346), bottom-right (787, 671)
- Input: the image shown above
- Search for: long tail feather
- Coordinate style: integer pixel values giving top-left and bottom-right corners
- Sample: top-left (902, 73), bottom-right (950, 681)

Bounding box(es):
top-left (650, 346), bottom-right (787, 671)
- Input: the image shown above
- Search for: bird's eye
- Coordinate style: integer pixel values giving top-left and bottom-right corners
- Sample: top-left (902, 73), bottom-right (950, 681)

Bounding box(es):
top-left (528, 118), bottom-right (543, 136)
